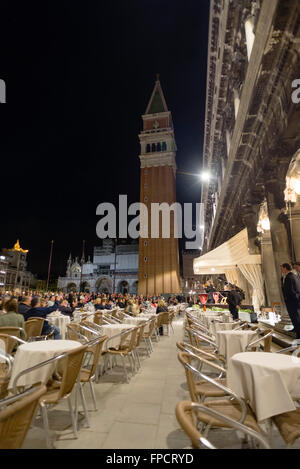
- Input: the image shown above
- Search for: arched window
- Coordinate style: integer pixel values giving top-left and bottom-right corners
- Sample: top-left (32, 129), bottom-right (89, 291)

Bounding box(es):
top-left (157, 142), bottom-right (161, 152)
top-left (162, 142), bottom-right (167, 151)
top-left (151, 143), bottom-right (156, 152)
top-left (146, 144), bottom-right (150, 153)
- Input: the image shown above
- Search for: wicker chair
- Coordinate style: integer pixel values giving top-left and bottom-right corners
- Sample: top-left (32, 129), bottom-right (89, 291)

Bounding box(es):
top-left (78, 335), bottom-right (107, 416)
top-left (0, 349), bottom-right (13, 400)
top-left (141, 317), bottom-right (157, 355)
top-left (24, 318), bottom-right (45, 341)
top-left (178, 351), bottom-right (227, 403)
top-left (12, 344), bottom-right (88, 448)
top-left (105, 327), bottom-right (139, 383)
top-left (0, 385), bottom-right (47, 449)
top-left (0, 326), bottom-right (27, 341)
top-left (176, 401), bottom-right (270, 449)
top-left (133, 323), bottom-right (146, 369)
top-left (245, 328), bottom-right (273, 352)
top-left (178, 354), bottom-right (263, 441)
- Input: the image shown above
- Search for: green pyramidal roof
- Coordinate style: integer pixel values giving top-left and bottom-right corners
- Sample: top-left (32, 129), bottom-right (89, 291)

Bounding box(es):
top-left (145, 80), bottom-right (168, 114)
top-left (147, 90), bottom-right (166, 114)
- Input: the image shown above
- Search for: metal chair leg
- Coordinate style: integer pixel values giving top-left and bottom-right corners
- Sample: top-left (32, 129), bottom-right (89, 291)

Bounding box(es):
top-left (121, 354), bottom-right (129, 383)
top-left (67, 394), bottom-right (78, 438)
top-left (89, 379), bottom-right (98, 411)
top-left (78, 382), bottom-right (90, 428)
top-left (40, 402), bottom-right (53, 449)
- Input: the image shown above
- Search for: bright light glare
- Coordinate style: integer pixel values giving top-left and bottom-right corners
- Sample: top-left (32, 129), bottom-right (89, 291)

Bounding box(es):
top-left (200, 171), bottom-right (211, 182)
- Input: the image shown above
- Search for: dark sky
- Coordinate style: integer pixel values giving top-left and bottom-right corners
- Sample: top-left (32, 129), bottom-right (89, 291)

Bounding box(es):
top-left (0, 0), bottom-right (209, 279)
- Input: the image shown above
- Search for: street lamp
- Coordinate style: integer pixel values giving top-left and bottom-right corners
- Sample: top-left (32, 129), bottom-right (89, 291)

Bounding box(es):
top-left (177, 169), bottom-right (212, 181)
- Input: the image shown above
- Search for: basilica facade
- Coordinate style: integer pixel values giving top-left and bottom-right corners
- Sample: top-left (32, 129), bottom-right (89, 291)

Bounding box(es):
top-left (57, 239), bottom-right (138, 294)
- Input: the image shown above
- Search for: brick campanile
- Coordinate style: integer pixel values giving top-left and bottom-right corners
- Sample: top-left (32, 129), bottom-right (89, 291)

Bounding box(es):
top-left (138, 77), bottom-right (181, 297)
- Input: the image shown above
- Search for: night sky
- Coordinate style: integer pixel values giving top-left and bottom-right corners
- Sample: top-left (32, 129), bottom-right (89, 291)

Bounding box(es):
top-left (0, 0), bottom-right (209, 280)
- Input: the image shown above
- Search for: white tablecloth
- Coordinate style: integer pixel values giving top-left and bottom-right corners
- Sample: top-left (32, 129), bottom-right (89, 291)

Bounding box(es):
top-left (123, 315), bottom-right (155, 333)
top-left (227, 352), bottom-right (300, 422)
top-left (47, 313), bottom-right (71, 339)
top-left (216, 330), bottom-right (258, 362)
top-left (99, 324), bottom-right (134, 350)
top-left (73, 310), bottom-right (95, 323)
top-left (210, 321), bottom-right (237, 337)
top-left (9, 340), bottom-right (82, 390)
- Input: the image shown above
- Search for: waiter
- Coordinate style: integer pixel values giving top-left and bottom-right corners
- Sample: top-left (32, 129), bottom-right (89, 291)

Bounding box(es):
top-left (227, 284), bottom-right (242, 320)
top-left (281, 263), bottom-right (300, 339)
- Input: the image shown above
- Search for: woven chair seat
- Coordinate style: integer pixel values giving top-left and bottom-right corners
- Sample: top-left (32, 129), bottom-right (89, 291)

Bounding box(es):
top-left (195, 378), bottom-right (227, 398)
top-left (80, 368), bottom-right (92, 382)
top-left (273, 408), bottom-right (300, 445)
top-left (196, 399), bottom-right (261, 433)
top-left (107, 346), bottom-right (130, 354)
top-left (39, 389), bottom-right (61, 405)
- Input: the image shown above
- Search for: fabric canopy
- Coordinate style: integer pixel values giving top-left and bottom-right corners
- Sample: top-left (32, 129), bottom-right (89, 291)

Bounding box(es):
top-left (193, 229), bottom-right (261, 275)
top-left (193, 229), bottom-right (265, 310)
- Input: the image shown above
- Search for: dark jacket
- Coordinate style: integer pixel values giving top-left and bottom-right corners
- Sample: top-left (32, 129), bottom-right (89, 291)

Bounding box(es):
top-left (227, 290), bottom-right (242, 308)
top-left (18, 302), bottom-right (30, 316)
top-left (282, 272), bottom-right (300, 312)
top-left (58, 305), bottom-right (74, 317)
top-left (23, 301), bottom-right (59, 335)
top-left (156, 306), bottom-right (168, 314)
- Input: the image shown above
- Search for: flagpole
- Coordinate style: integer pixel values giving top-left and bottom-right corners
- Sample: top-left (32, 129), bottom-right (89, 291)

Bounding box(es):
top-left (79, 240), bottom-right (85, 293)
top-left (46, 240), bottom-right (54, 292)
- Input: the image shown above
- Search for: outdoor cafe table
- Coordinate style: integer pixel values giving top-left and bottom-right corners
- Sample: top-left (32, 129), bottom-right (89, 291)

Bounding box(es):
top-left (227, 352), bottom-right (300, 422)
top-left (73, 309), bottom-right (95, 323)
top-left (216, 329), bottom-right (258, 363)
top-left (123, 315), bottom-right (155, 332)
top-left (8, 340), bottom-right (82, 390)
top-left (47, 312), bottom-right (71, 339)
top-left (99, 324), bottom-right (134, 350)
top-left (210, 321), bottom-right (237, 337)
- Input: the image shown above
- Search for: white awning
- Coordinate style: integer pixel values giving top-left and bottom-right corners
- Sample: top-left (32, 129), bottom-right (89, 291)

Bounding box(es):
top-left (193, 229), bottom-right (261, 275)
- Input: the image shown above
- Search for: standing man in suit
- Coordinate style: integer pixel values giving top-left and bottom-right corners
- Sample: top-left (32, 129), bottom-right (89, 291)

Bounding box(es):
top-left (227, 285), bottom-right (242, 320)
top-left (281, 263), bottom-right (300, 339)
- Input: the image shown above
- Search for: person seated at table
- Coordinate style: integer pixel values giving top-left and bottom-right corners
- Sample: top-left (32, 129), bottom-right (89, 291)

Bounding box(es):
top-left (106, 299), bottom-right (114, 310)
top-left (0, 294), bottom-right (12, 312)
top-left (94, 298), bottom-right (102, 310)
top-left (125, 299), bottom-right (140, 316)
top-left (58, 299), bottom-right (74, 317)
top-left (23, 296), bottom-right (62, 339)
top-left (117, 296), bottom-right (126, 308)
top-left (0, 298), bottom-right (25, 329)
top-left (156, 299), bottom-right (168, 335)
top-left (18, 295), bottom-right (32, 316)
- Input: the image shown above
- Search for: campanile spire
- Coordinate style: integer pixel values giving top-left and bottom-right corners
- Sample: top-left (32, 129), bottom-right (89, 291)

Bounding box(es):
top-left (138, 78), bottom-right (181, 296)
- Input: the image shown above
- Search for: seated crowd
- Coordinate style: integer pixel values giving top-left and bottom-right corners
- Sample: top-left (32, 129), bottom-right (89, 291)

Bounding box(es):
top-left (0, 290), bottom-right (185, 339)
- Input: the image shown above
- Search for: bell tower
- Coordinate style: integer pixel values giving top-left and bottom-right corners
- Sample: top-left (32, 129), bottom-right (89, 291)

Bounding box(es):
top-left (138, 76), bottom-right (181, 296)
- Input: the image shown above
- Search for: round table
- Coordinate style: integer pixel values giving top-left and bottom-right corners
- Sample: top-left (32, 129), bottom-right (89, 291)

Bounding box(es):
top-left (227, 352), bottom-right (300, 422)
top-left (210, 321), bottom-right (237, 337)
top-left (9, 340), bottom-right (82, 390)
top-left (47, 313), bottom-right (71, 339)
top-left (216, 329), bottom-right (258, 362)
top-left (99, 324), bottom-right (134, 350)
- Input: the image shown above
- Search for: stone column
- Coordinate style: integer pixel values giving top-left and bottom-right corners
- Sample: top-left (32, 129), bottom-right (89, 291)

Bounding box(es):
top-left (288, 195), bottom-right (300, 262)
top-left (265, 181), bottom-right (293, 332)
top-left (260, 230), bottom-right (281, 306)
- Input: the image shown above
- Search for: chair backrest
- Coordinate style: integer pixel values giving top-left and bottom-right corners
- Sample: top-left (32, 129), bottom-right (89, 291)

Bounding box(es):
top-left (177, 352), bottom-right (198, 402)
top-left (83, 336), bottom-right (107, 379)
top-left (55, 345), bottom-right (88, 399)
top-left (159, 312), bottom-right (170, 325)
top-left (0, 349), bottom-right (13, 400)
top-left (0, 326), bottom-right (26, 341)
top-left (0, 333), bottom-right (18, 355)
top-left (119, 327), bottom-right (138, 351)
top-left (135, 324), bottom-right (146, 347)
top-left (175, 400), bottom-right (209, 449)
top-left (24, 318), bottom-right (44, 339)
top-left (0, 385), bottom-right (47, 449)
top-left (176, 400), bottom-right (271, 450)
